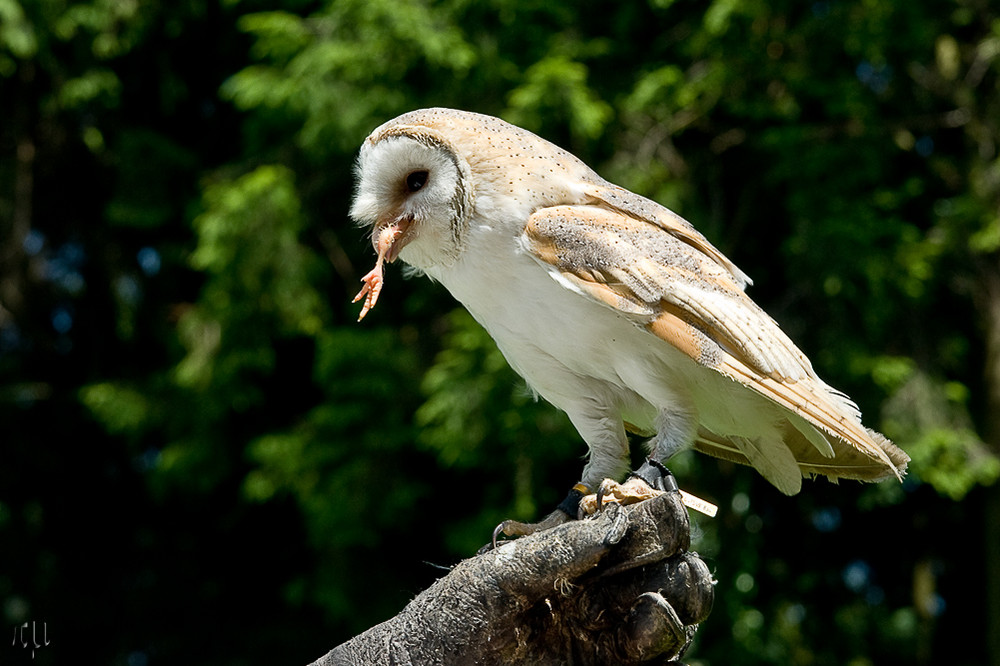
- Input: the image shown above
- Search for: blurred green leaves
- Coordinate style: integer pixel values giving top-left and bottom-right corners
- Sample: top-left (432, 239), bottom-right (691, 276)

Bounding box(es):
top-left (79, 164), bottom-right (332, 498)
top-left (79, 382), bottom-right (151, 436)
top-left (192, 165), bottom-right (324, 330)
top-left (506, 55), bottom-right (613, 142)
top-left (180, 165), bottom-right (326, 389)
top-left (0, 0), bottom-right (38, 67)
top-left (877, 358), bottom-right (1000, 501)
top-left (417, 309), bottom-right (516, 468)
top-left (243, 327), bottom-right (424, 542)
top-left (224, 0), bottom-right (476, 155)
top-left (105, 130), bottom-right (198, 228)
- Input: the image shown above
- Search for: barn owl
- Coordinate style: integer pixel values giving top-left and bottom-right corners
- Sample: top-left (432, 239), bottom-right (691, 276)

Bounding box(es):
top-left (350, 108), bottom-right (908, 534)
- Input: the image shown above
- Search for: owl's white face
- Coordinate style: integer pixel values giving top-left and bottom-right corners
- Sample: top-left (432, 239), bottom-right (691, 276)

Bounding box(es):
top-left (350, 131), bottom-right (473, 271)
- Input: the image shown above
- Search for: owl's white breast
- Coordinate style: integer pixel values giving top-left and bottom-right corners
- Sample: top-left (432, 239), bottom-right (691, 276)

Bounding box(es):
top-left (414, 218), bottom-right (703, 426)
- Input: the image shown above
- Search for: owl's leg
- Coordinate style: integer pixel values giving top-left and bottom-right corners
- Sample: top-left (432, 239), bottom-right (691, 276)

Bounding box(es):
top-left (576, 411), bottom-right (633, 491)
top-left (578, 405), bottom-right (697, 515)
top-left (488, 404), bottom-right (710, 551)
top-left (647, 403), bottom-right (699, 462)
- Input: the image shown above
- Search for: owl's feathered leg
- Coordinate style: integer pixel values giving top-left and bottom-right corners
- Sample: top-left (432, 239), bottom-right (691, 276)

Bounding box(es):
top-left (579, 405), bottom-right (693, 514)
top-left (647, 403), bottom-right (699, 462)
top-left (578, 407), bottom-right (716, 517)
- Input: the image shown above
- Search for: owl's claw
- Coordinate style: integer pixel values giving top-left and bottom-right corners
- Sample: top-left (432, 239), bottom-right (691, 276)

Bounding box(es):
top-left (482, 512), bottom-right (571, 554)
top-left (480, 493), bottom-right (581, 554)
top-left (595, 478), bottom-right (616, 513)
top-left (491, 521), bottom-right (507, 551)
top-left (480, 473), bottom-right (714, 554)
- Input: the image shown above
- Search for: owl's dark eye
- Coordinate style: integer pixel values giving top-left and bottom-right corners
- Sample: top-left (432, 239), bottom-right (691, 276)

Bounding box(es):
top-left (405, 170), bottom-right (429, 192)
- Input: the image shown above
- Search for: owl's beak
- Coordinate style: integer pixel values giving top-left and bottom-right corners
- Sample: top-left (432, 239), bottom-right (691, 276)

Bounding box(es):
top-left (372, 212), bottom-right (414, 263)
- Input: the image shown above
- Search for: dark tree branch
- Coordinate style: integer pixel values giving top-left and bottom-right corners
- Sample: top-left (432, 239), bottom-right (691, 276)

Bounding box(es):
top-left (309, 491), bottom-right (715, 665)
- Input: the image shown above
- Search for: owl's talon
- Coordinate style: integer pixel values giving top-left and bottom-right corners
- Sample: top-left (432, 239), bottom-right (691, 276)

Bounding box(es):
top-left (479, 505), bottom-right (575, 553)
top-left (491, 521), bottom-right (507, 550)
top-left (596, 478), bottom-right (616, 513)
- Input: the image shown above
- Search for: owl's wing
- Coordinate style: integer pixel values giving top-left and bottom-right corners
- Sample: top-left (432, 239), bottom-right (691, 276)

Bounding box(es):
top-left (582, 181), bottom-right (753, 289)
top-left (522, 204), bottom-right (907, 487)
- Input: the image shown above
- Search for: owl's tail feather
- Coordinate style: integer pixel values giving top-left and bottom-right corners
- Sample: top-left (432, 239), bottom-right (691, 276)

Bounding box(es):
top-left (694, 422), bottom-right (908, 495)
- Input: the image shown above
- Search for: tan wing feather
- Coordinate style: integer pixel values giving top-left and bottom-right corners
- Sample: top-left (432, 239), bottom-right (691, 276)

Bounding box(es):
top-left (526, 204), bottom-right (814, 381)
top-left (522, 204), bottom-right (908, 483)
top-left (583, 181), bottom-right (753, 289)
top-left (646, 308), bottom-right (902, 480)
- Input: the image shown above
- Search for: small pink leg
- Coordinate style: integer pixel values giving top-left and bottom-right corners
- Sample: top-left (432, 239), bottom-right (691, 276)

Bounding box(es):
top-left (353, 263), bottom-right (384, 321)
top-left (352, 221), bottom-right (405, 321)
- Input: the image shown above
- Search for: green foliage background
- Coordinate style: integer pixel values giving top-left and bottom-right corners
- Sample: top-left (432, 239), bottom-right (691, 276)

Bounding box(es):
top-left (2, 0), bottom-right (999, 663)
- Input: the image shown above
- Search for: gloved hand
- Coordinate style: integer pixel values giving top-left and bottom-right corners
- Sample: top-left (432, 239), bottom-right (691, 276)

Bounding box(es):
top-left (309, 490), bottom-right (714, 665)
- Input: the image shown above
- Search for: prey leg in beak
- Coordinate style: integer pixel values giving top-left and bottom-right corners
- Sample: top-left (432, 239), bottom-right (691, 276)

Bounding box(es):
top-left (353, 216), bottom-right (412, 321)
top-left (353, 264), bottom-right (385, 322)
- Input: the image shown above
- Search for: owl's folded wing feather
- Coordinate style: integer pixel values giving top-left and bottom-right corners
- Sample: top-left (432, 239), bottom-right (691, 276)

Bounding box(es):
top-left (521, 204), bottom-right (907, 485)
top-left (583, 181), bottom-right (753, 289)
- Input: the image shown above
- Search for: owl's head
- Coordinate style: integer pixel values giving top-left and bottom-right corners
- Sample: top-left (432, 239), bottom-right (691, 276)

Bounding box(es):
top-left (350, 119), bottom-right (474, 271)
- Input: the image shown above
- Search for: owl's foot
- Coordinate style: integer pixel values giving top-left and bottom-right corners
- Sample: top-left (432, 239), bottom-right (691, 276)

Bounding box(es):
top-left (580, 460), bottom-right (676, 515)
top-left (582, 460), bottom-right (719, 518)
top-left (580, 477), bottom-right (665, 515)
top-left (490, 508), bottom-right (571, 543)
top-left (481, 484), bottom-right (589, 552)
top-left (483, 464), bottom-right (715, 553)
